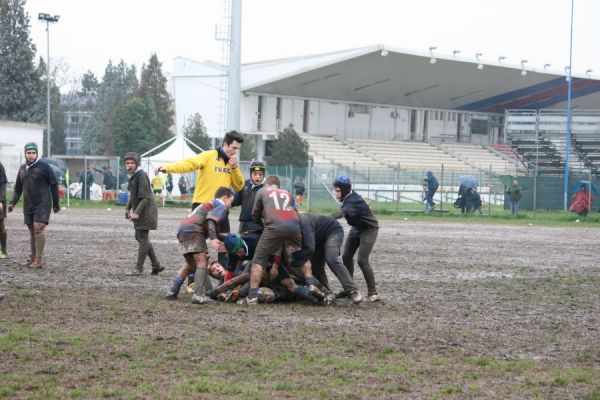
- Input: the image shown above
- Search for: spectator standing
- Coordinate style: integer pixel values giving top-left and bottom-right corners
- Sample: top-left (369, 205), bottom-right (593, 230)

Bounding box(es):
top-left (178, 175), bottom-right (188, 196)
top-left (0, 161), bottom-right (7, 258)
top-left (423, 171), bottom-right (438, 214)
top-left (151, 174), bottom-right (163, 197)
top-left (165, 173), bottom-right (174, 199)
top-left (294, 177), bottom-right (306, 206)
top-left (103, 166), bottom-right (115, 190)
top-left (8, 143), bottom-right (60, 267)
top-left (506, 179), bottom-right (522, 217)
top-left (79, 167), bottom-right (94, 200)
top-left (124, 152), bottom-right (163, 276)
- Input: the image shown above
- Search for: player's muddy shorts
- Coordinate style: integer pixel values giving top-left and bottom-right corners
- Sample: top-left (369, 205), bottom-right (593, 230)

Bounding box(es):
top-left (252, 228), bottom-right (301, 266)
top-left (24, 207), bottom-right (51, 225)
top-left (178, 235), bottom-right (208, 255)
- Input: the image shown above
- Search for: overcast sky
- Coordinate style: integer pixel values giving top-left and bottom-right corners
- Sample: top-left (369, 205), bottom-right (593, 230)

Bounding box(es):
top-left (24, 0), bottom-right (600, 87)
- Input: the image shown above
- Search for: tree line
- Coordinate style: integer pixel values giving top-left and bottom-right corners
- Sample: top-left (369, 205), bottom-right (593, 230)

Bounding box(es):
top-left (0, 0), bottom-right (308, 166)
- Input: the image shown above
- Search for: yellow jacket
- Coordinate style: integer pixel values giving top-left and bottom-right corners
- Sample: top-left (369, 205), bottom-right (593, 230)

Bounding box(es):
top-left (151, 175), bottom-right (163, 190)
top-left (164, 149), bottom-right (244, 203)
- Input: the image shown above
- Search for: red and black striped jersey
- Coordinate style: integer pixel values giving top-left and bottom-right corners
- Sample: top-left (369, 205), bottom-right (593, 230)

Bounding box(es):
top-left (177, 200), bottom-right (228, 241)
top-left (252, 186), bottom-right (299, 236)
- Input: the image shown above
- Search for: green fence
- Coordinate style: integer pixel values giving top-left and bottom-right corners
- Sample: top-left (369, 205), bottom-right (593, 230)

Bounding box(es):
top-left (256, 162), bottom-right (597, 213)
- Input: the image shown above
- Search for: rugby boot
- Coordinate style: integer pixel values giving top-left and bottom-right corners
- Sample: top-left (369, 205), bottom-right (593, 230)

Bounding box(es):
top-left (350, 291), bottom-right (364, 304)
top-left (0, 293), bottom-right (5, 301)
top-left (151, 263), bottom-right (164, 275)
top-left (127, 266), bottom-right (143, 276)
top-left (0, 251), bottom-right (7, 259)
top-left (242, 296), bottom-right (258, 305)
top-left (29, 258), bottom-right (43, 268)
top-left (321, 293), bottom-right (335, 306)
top-left (165, 289), bottom-right (178, 300)
top-left (368, 294), bottom-right (381, 302)
top-left (334, 290), bottom-right (349, 300)
top-left (191, 294), bottom-right (209, 304)
top-left (308, 284), bottom-right (326, 301)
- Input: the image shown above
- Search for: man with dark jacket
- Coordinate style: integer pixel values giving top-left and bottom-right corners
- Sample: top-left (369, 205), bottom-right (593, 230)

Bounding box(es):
top-left (232, 160), bottom-right (265, 234)
top-left (0, 161), bottom-right (8, 259)
top-left (423, 171), bottom-right (438, 214)
top-left (294, 178), bottom-right (306, 206)
top-left (8, 142), bottom-right (60, 267)
top-left (79, 167), bottom-right (94, 200)
top-left (294, 212), bottom-right (363, 303)
top-left (124, 152), bottom-right (162, 276)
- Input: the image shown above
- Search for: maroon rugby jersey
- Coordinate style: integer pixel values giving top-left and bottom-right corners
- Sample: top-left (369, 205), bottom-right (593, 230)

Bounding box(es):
top-left (177, 200), bottom-right (227, 241)
top-left (252, 186), bottom-right (299, 236)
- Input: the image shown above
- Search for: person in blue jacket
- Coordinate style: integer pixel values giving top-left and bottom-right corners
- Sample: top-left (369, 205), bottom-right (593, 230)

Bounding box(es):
top-left (423, 171), bottom-right (439, 214)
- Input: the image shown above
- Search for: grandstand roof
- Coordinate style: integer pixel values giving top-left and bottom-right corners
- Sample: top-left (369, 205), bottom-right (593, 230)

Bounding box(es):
top-left (241, 44), bottom-right (600, 114)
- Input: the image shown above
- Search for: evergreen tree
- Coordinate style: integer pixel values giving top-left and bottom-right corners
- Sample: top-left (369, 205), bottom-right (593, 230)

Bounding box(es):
top-left (36, 58), bottom-right (65, 155)
top-left (0, 0), bottom-right (44, 122)
top-left (240, 133), bottom-right (257, 161)
top-left (183, 113), bottom-right (211, 151)
top-left (267, 124), bottom-right (309, 167)
top-left (139, 53), bottom-right (174, 147)
top-left (80, 70), bottom-right (99, 94)
top-left (82, 60), bottom-right (138, 155)
top-left (112, 97), bottom-right (157, 157)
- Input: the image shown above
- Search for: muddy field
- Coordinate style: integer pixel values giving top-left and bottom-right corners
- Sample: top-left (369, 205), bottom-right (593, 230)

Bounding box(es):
top-left (0, 207), bottom-right (599, 399)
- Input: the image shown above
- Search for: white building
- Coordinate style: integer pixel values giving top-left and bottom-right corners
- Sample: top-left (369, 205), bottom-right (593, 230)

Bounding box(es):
top-left (172, 45), bottom-right (600, 159)
top-left (0, 120), bottom-right (44, 182)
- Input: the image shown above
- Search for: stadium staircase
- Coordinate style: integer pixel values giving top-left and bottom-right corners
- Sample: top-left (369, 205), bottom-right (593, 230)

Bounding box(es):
top-left (504, 109), bottom-right (600, 176)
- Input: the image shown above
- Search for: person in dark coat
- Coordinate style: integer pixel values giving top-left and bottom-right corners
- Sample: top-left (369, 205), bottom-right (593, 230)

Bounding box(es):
top-left (124, 152), bottom-right (162, 276)
top-left (178, 175), bottom-right (188, 195)
top-left (506, 179), bottom-right (522, 217)
top-left (8, 142), bottom-right (60, 267)
top-left (79, 167), bottom-right (94, 200)
top-left (293, 178), bottom-right (306, 206)
top-left (294, 212), bottom-right (363, 304)
top-left (165, 173), bottom-right (174, 199)
top-left (232, 160), bottom-right (265, 234)
top-left (0, 161), bottom-right (8, 258)
top-left (332, 176), bottom-right (380, 302)
top-left (423, 171), bottom-right (438, 214)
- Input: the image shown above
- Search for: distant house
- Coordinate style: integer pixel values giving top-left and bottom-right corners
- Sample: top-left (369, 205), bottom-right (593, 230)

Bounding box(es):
top-left (62, 92), bottom-right (96, 155)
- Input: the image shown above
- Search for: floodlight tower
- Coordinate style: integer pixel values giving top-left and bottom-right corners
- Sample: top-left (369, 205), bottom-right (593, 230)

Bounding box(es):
top-left (226, 0), bottom-right (242, 132)
top-left (38, 13), bottom-right (60, 157)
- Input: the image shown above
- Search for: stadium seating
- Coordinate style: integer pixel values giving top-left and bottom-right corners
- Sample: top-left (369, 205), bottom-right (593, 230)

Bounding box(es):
top-left (304, 134), bottom-right (528, 177)
top-left (437, 142), bottom-right (518, 175)
top-left (304, 135), bottom-right (390, 170)
top-left (342, 138), bottom-right (480, 175)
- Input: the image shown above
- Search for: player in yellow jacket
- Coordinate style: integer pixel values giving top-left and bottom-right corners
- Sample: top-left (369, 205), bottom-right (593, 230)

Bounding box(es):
top-left (156, 131), bottom-right (245, 209)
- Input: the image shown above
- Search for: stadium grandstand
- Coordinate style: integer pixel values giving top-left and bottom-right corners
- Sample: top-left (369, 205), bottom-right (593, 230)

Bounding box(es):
top-left (173, 44), bottom-right (600, 178)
